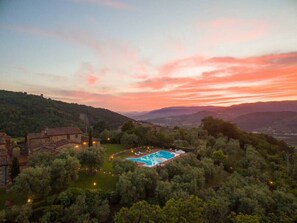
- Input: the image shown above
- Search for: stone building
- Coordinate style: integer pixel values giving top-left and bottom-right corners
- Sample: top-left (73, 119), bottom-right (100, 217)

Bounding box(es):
top-left (27, 127), bottom-right (83, 153)
top-left (0, 132), bottom-right (11, 186)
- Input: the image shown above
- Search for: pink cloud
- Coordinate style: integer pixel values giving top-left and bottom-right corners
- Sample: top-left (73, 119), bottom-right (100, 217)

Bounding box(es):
top-left (22, 51), bottom-right (297, 111)
top-left (126, 52), bottom-right (297, 110)
top-left (76, 63), bottom-right (104, 86)
top-left (135, 76), bottom-right (193, 90)
top-left (159, 55), bottom-right (205, 76)
top-left (4, 24), bottom-right (297, 111)
top-left (198, 17), bottom-right (271, 46)
top-left (86, 75), bottom-right (98, 85)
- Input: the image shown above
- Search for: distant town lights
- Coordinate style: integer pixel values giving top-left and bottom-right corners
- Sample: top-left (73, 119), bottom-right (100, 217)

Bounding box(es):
top-left (27, 198), bottom-right (32, 203)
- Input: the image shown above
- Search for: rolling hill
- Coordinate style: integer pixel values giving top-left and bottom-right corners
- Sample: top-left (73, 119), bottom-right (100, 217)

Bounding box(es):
top-left (146, 111), bottom-right (218, 127)
top-left (141, 101), bottom-right (297, 145)
top-left (0, 90), bottom-right (131, 136)
top-left (126, 106), bottom-right (222, 120)
top-left (128, 101), bottom-right (297, 120)
top-left (222, 101), bottom-right (297, 119)
top-left (232, 111), bottom-right (297, 132)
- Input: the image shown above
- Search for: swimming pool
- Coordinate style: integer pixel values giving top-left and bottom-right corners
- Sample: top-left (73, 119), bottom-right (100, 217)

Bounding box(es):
top-left (127, 150), bottom-right (177, 167)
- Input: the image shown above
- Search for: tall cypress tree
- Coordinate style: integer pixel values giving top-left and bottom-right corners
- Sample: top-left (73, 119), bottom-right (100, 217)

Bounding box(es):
top-left (11, 157), bottom-right (20, 181)
top-left (88, 128), bottom-right (93, 147)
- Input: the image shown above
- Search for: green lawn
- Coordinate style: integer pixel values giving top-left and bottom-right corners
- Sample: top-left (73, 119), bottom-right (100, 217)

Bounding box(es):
top-left (70, 172), bottom-right (118, 191)
top-left (69, 144), bottom-right (123, 191)
top-left (0, 172), bottom-right (118, 209)
top-left (0, 144), bottom-right (171, 209)
top-left (68, 144), bottom-right (125, 191)
top-left (101, 144), bottom-right (123, 171)
top-left (0, 188), bottom-right (26, 210)
top-left (0, 144), bottom-right (124, 210)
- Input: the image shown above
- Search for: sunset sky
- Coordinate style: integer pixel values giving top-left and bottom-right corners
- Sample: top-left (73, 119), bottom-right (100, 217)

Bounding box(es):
top-left (0, 0), bottom-right (296, 112)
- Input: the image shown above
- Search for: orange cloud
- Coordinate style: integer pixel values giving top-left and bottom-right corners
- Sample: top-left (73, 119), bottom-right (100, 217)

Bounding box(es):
top-left (23, 52), bottom-right (295, 111)
top-left (125, 52), bottom-right (297, 110)
top-left (4, 23), bottom-right (297, 111)
top-left (159, 55), bottom-right (205, 76)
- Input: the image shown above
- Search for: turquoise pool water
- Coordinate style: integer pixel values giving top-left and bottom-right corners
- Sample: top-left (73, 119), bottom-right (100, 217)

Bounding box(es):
top-left (127, 150), bottom-right (176, 167)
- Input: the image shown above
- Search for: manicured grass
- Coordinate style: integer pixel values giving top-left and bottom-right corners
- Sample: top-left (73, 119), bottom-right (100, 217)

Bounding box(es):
top-left (61, 144), bottom-right (125, 192)
top-left (102, 144), bottom-right (123, 171)
top-left (0, 174), bottom-right (118, 209)
top-left (0, 144), bottom-right (123, 210)
top-left (70, 172), bottom-right (118, 191)
top-left (0, 188), bottom-right (26, 210)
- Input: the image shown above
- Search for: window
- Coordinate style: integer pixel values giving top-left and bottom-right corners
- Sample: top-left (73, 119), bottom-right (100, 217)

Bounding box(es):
top-left (67, 135), bottom-right (70, 140)
top-left (75, 134), bottom-right (78, 138)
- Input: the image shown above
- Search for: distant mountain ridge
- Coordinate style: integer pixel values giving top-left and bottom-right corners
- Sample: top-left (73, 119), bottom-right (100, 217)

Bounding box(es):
top-left (127, 101), bottom-right (297, 120)
top-left (222, 101), bottom-right (297, 119)
top-left (130, 101), bottom-right (297, 145)
top-left (128, 106), bottom-right (222, 120)
top-left (147, 111), bottom-right (218, 127)
top-left (0, 90), bottom-right (130, 136)
top-left (232, 111), bottom-right (297, 132)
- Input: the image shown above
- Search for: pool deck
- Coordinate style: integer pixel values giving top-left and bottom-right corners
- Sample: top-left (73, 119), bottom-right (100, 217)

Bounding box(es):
top-left (128, 148), bottom-right (159, 158)
top-left (128, 149), bottom-right (185, 168)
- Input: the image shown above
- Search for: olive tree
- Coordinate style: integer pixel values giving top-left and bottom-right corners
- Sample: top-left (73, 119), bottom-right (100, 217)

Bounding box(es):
top-left (78, 147), bottom-right (105, 175)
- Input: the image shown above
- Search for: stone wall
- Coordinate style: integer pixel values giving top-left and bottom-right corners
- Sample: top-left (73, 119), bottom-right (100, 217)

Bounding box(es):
top-left (50, 134), bottom-right (82, 143)
top-left (0, 165), bottom-right (10, 186)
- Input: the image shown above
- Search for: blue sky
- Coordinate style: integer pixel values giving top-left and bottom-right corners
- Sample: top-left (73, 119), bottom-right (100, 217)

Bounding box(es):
top-left (0, 0), bottom-right (296, 111)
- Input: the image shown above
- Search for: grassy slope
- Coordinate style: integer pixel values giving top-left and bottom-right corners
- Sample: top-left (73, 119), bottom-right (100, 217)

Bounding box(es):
top-left (69, 172), bottom-right (118, 191)
top-left (70, 144), bottom-right (123, 191)
top-left (102, 144), bottom-right (123, 171)
top-left (0, 189), bottom-right (26, 210)
top-left (0, 144), bottom-right (123, 209)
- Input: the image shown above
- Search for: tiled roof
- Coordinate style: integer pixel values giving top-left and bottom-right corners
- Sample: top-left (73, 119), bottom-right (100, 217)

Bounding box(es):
top-left (30, 139), bottom-right (79, 153)
top-left (0, 137), bottom-right (5, 144)
top-left (32, 145), bottom-right (57, 153)
top-left (45, 127), bottom-right (82, 136)
top-left (27, 127), bottom-right (82, 139)
top-left (29, 142), bottom-right (55, 150)
top-left (27, 132), bottom-right (44, 140)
